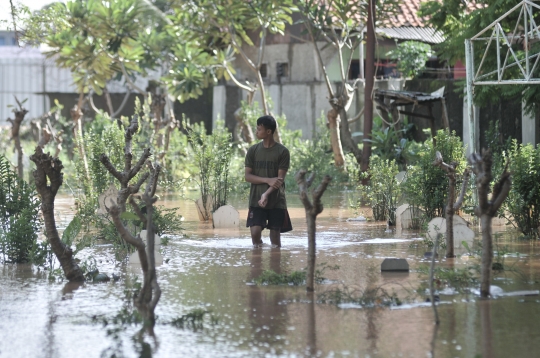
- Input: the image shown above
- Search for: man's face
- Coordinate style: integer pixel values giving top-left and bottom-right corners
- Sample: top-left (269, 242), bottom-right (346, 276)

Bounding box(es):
top-left (256, 125), bottom-right (271, 139)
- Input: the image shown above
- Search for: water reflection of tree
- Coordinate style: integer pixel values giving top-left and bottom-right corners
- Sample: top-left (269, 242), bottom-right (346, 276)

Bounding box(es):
top-left (247, 247), bottom-right (288, 354)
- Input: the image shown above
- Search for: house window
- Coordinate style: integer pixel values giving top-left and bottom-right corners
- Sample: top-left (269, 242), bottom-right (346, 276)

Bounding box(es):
top-left (276, 62), bottom-right (289, 77)
top-left (259, 64), bottom-right (268, 78)
top-left (0, 37), bottom-right (5, 46)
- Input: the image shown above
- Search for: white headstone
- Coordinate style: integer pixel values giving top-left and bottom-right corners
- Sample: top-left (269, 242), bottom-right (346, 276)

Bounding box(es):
top-left (212, 205), bottom-right (240, 228)
top-left (97, 184), bottom-right (118, 215)
top-left (427, 216), bottom-right (475, 249)
top-left (195, 195), bottom-right (213, 221)
top-left (395, 204), bottom-right (424, 229)
top-left (129, 230), bottom-right (163, 265)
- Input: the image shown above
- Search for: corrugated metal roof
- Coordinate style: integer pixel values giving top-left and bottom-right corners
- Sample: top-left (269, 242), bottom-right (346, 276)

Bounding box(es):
top-left (375, 89), bottom-right (444, 103)
top-left (376, 27), bottom-right (445, 44)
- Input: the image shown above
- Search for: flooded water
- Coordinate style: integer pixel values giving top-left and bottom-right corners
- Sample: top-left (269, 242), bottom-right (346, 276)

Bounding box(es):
top-left (2, 192), bottom-right (540, 357)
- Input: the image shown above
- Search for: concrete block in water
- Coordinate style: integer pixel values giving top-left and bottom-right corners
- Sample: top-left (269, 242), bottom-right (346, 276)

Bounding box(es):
top-left (381, 258), bottom-right (409, 272)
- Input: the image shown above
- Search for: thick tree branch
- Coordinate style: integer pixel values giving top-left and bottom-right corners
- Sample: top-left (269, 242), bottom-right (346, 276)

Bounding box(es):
top-left (454, 169), bottom-right (470, 210)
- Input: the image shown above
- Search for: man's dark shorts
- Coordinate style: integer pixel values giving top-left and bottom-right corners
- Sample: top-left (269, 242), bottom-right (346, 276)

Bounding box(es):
top-left (246, 207), bottom-right (293, 233)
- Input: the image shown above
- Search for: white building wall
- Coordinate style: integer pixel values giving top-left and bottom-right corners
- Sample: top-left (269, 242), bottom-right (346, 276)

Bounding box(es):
top-left (0, 46), bottom-right (160, 125)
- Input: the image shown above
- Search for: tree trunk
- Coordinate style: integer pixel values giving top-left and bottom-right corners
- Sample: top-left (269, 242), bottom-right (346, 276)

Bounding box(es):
top-left (102, 116), bottom-right (161, 330)
top-left (30, 147), bottom-right (85, 282)
top-left (296, 170), bottom-right (332, 292)
top-left (480, 214), bottom-right (493, 297)
top-left (327, 108), bottom-right (345, 168)
top-left (469, 149), bottom-right (511, 298)
top-left (234, 107), bottom-right (255, 143)
top-left (339, 107), bottom-right (363, 166)
top-left (445, 176), bottom-right (456, 257)
top-left (433, 151), bottom-right (470, 258)
top-left (306, 214), bottom-right (317, 291)
top-left (71, 94), bottom-right (90, 181)
top-left (361, 0), bottom-right (376, 176)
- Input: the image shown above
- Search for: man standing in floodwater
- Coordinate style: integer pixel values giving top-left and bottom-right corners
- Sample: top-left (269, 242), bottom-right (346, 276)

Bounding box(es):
top-left (244, 115), bottom-right (292, 247)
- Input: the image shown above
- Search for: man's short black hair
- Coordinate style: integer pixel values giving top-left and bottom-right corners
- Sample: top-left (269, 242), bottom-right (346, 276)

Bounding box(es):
top-left (256, 115), bottom-right (276, 134)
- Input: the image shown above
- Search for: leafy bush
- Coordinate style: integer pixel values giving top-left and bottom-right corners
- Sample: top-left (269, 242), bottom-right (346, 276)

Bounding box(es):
top-left (0, 155), bottom-right (41, 263)
top-left (387, 41), bottom-right (432, 79)
top-left (359, 156), bottom-right (401, 223)
top-left (504, 140), bottom-right (540, 238)
top-left (284, 113), bottom-right (351, 187)
top-left (367, 116), bottom-right (420, 170)
top-left (401, 129), bottom-right (467, 220)
top-left (186, 119), bottom-right (234, 216)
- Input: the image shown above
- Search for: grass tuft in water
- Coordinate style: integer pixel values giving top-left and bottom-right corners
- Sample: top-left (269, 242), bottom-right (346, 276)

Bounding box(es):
top-left (417, 265), bottom-right (479, 294)
top-left (318, 285), bottom-right (403, 307)
top-left (254, 263), bottom-right (340, 286)
top-left (254, 270), bottom-right (307, 285)
top-left (170, 308), bottom-right (217, 331)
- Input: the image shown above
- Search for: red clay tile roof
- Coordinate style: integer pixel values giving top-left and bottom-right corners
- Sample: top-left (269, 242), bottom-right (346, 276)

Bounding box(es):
top-left (381, 0), bottom-right (485, 28)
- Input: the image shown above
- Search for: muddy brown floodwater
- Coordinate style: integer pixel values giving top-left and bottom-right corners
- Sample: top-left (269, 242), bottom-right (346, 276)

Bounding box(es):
top-left (2, 191), bottom-right (540, 358)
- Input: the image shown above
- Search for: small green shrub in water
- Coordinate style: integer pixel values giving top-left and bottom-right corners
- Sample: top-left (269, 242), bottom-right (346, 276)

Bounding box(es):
top-left (402, 129), bottom-right (467, 220)
top-left (359, 156), bottom-right (401, 223)
top-left (0, 155), bottom-right (41, 263)
top-left (503, 140), bottom-right (540, 239)
top-left (186, 119), bottom-right (234, 217)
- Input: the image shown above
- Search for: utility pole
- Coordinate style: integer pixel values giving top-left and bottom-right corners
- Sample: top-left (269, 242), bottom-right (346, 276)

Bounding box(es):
top-left (361, 0), bottom-right (375, 177)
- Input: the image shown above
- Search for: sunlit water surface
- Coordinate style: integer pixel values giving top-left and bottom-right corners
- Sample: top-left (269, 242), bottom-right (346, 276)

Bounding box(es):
top-left (2, 192), bottom-right (540, 358)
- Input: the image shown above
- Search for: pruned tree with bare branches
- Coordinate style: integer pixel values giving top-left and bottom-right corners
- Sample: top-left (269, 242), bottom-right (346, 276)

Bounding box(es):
top-left (99, 115), bottom-right (161, 330)
top-left (468, 149), bottom-right (511, 298)
top-left (296, 170), bottom-right (332, 292)
top-left (433, 151), bottom-right (470, 258)
top-left (99, 116), bottom-right (152, 214)
top-left (30, 146), bottom-right (85, 282)
top-left (7, 96), bottom-right (28, 178)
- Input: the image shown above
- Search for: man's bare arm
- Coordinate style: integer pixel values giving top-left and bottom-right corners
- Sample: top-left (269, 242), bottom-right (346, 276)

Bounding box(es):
top-left (258, 169), bottom-right (288, 208)
top-left (245, 167), bottom-right (283, 188)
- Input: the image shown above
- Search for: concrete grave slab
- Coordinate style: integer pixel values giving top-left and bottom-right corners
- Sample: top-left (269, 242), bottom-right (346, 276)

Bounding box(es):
top-left (212, 205), bottom-right (240, 228)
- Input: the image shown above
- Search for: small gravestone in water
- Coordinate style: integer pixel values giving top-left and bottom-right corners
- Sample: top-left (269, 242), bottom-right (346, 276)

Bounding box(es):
top-left (395, 204), bottom-right (423, 229)
top-left (427, 216), bottom-right (475, 250)
top-left (212, 205), bottom-right (239, 228)
top-left (129, 230), bottom-right (163, 265)
top-left (381, 258), bottom-right (409, 272)
top-left (97, 183), bottom-right (118, 215)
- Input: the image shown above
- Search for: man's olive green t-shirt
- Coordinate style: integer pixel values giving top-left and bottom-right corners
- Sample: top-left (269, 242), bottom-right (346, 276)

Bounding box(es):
top-left (245, 141), bottom-right (290, 209)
